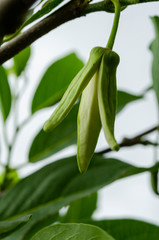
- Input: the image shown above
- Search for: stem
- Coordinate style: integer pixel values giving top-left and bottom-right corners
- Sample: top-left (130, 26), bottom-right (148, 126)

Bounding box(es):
top-left (106, 0), bottom-right (121, 49)
top-left (16, 162), bottom-right (29, 170)
top-left (2, 122), bottom-right (9, 149)
top-left (84, 1), bottom-right (126, 14)
top-left (1, 72), bottom-right (32, 190)
top-left (0, 0), bottom-right (158, 64)
top-left (6, 79), bottom-right (19, 168)
top-left (4, 78), bottom-right (32, 166)
top-left (13, 80), bottom-right (19, 137)
top-left (153, 128), bottom-right (159, 163)
top-left (2, 115), bottom-right (31, 170)
top-left (19, 115), bottom-right (32, 129)
top-left (0, 0), bottom-right (84, 65)
top-left (143, 84), bottom-right (153, 94)
top-left (0, 130), bottom-right (3, 167)
top-left (97, 125), bottom-right (159, 154)
top-left (19, 72), bottom-right (29, 97)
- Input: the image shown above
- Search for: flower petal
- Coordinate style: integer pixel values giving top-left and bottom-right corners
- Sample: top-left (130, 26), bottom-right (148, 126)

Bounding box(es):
top-left (44, 47), bottom-right (105, 132)
top-left (98, 49), bottom-right (119, 151)
top-left (77, 72), bottom-right (101, 173)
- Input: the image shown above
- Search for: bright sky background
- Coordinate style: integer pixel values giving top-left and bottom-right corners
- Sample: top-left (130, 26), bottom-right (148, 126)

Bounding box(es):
top-left (1, 0), bottom-right (159, 225)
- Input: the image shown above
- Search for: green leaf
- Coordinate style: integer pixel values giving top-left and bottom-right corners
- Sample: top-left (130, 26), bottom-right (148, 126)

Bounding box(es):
top-left (117, 90), bottom-right (143, 114)
top-left (23, 214), bottom-right (59, 240)
top-left (150, 168), bottom-right (159, 195)
top-left (13, 47), bottom-right (31, 76)
top-left (0, 168), bottom-right (19, 192)
top-left (31, 223), bottom-right (115, 240)
top-left (0, 156), bottom-right (149, 220)
top-left (3, 0), bottom-right (65, 43)
top-left (23, 0), bottom-right (65, 30)
top-left (43, 47), bottom-right (105, 132)
top-left (0, 66), bottom-right (12, 121)
top-left (86, 219), bottom-right (159, 240)
top-left (150, 16), bottom-right (159, 105)
top-left (30, 88), bottom-right (143, 163)
top-left (0, 156), bottom-right (155, 239)
top-left (31, 53), bottom-right (84, 113)
top-left (29, 103), bottom-right (79, 162)
top-left (62, 193), bottom-right (98, 223)
top-left (0, 215), bottom-right (31, 239)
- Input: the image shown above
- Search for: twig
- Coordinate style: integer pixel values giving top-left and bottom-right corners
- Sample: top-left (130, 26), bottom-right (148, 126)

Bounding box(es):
top-left (16, 162), bottom-right (29, 170)
top-left (0, 0), bottom-right (159, 64)
top-left (97, 125), bottom-right (159, 154)
top-left (0, 0), bottom-right (86, 65)
top-left (1, 73), bottom-right (32, 190)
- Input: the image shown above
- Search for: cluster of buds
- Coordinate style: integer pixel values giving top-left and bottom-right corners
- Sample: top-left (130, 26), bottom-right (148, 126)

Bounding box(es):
top-left (44, 47), bottom-right (120, 172)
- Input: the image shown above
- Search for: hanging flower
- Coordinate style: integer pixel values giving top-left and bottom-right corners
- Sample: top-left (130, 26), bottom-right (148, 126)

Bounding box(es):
top-left (43, 47), bottom-right (120, 172)
top-left (44, 0), bottom-right (121, 172)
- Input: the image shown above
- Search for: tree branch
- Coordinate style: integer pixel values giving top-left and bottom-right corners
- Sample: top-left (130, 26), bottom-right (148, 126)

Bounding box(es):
top-left (0, 0), bottom-right (159, 64)
top-left (0, 0), bottom-right (85, 65)
top-left (97, 125), bottom-right (159, 154)
top-left (0, 0), bottom-right (38, 37)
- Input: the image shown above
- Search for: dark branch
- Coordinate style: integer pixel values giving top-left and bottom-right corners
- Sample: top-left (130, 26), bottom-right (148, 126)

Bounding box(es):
top-left (0, 0), bottom-right (159, 64)
top-left (0, 0), bottom-right (37, 37)
top-left (97, 125), bottom-right (159, 154)
top-left (0, 0), bottom-right (85, 64)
